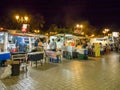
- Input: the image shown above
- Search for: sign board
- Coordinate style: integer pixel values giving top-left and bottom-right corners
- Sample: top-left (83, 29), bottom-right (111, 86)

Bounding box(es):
top-left (112, 32), bottom-right (119, 37)
top-left (21, 24), bottom-right (27, 33)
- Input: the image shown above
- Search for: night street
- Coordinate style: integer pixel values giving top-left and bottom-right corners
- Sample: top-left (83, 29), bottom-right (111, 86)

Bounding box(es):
top-left (0, 0), bottom-right (120, 90)
top-left (0, 52), bottom-right (120, 90)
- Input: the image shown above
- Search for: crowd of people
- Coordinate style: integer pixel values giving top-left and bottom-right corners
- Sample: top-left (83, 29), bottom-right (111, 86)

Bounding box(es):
top-left (33, 38), bottom-right (57, 52)
top-left (14, 36), bottom-right (120, 58)
top-left (76, 41), bottom-right (120, 57)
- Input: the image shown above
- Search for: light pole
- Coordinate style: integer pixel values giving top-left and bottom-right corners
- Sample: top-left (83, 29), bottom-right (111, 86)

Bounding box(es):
top-left (102, 31), bottom-right (106, 36)
top-left (15, 15), bottom-right (29, 23)
top-left (102, 28), bottom-right (110, 36)
top-left (105, 28), bottom-right (109, 32)
top-left (15, 15), bottom-right (29, 32)
top-left (74, 24), bottom-right (83, 34)
top-left (34, 29), bottom-right (40, 34)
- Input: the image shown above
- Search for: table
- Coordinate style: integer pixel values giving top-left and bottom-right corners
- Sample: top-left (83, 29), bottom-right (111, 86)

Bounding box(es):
top-left (45, 50), bottom-right (62, 63)
top-left (76, 49), bottom-right (88, 55)
top-left (27, 52), bottom-right (44, 67)
top-left (10, 52), bottom-right (27, 73)
top-left (11, 52), bottom-right (27, 61)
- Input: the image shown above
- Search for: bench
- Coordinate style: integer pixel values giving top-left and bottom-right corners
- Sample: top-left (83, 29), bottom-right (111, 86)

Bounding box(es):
top-left (27, 52), bottom-right (44, 67)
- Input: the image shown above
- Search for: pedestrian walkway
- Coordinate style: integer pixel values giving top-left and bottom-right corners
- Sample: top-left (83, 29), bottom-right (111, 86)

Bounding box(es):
top-left (0, 52), bottom-right (120, 90)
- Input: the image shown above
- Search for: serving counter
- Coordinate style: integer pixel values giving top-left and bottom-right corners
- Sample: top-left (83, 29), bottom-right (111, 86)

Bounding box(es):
top-left (0, 52), bottom-right (11, 61)
top-left (0, 52), bottom-right (11, 67)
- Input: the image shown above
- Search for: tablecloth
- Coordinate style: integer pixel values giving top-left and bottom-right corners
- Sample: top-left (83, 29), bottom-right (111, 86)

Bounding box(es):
top-left (0, 52), bottom-right (11, 61)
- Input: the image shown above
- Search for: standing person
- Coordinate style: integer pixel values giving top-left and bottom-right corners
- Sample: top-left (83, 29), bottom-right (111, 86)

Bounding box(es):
top-left (18, 41), bottom-right (27, 52)
top-left (88, 43), bottom-right (92, 56)
top-left (46, 40), bottom-right (51, 50)
top-left (100, 43), bottom-right (104, 55)
top-left (44, 39), bottom-right (51, 50)
top-left (94, 43), bottom-right (100, 57)
top-left (37, 38), bottom-right (43, 51)
top-left (91, 43), bottom-right (95, 56)
top-left (50, 39), bottom-right (57, 51)
top-left (34, 38), bottom-right (39, 47)
top-left (38, 39), bottom-right (43, 47)
top-left (105, 44), bottom-right (110, 54)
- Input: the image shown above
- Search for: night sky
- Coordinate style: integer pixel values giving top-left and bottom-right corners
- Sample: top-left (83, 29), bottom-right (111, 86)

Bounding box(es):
top-left (0, 0), bottom-right (120, 30)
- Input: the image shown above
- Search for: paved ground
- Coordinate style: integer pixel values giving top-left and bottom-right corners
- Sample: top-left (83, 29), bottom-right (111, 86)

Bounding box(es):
top-left (0, 52), bottom-right (120, 90)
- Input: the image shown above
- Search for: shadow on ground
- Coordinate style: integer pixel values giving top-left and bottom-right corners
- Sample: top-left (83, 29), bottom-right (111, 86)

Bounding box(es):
top-left (1, 76), bottom-right (19, 86)
top-left (32, 63), bottom-right (58, 71)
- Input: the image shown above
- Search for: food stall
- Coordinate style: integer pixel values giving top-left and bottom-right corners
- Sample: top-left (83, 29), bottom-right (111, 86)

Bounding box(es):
top-left (50, 34), bottom-right (76, 49)
top-left (76, 48), bottom-right (88, 60)
top-left (49, 34), bottom-right (88, 59)
top-left (0, 30), bottom-right (11, 66)
top-left (8, 31), bottom-right (37, 53)
top-left (59, 34), bottom-right (88, 59)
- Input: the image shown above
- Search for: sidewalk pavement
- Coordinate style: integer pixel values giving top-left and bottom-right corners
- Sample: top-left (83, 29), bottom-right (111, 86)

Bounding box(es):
top-left (0, 52), bottom-right (120, 90)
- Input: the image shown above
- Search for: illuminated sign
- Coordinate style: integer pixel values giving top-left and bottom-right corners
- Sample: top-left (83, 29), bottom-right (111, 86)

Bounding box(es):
top-left (21, 24), bottom-right (27, 33)
top-left (112, 32), bottom-right (119, 37)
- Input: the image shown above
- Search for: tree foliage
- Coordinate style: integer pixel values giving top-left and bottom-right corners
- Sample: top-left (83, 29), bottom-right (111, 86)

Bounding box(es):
top-left (30, 14), bottom-right (45, 31)
top-left (47, 24), bottom-right (73, 35)
top-left (0, 10), bottom-right (45, 33)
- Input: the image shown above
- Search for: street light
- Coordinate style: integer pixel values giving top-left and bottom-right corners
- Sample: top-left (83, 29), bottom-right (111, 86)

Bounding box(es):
top-left (102, 28), bottom-right (110, 36)
top-left (76, 24), bottom-right (83, 28)
top-left (24, 16), bottom-right (28, 21)
top-left (105, 28), bottom-right (109, 32)
top-left (81, 32), bottom-right (84, 35)
top-left (34, 29), bottom-right (40, 34)
top-left (15, 15), bottom-right (29, 32)
top-left (15, 15), bottom-right (19, 20)
top-left (76, 24), bottom-right (80, 28)
top-left (74, 24), bottom-right (83, 34)
top-left (15, 15), bottom-right (29, 23)
top-left (80, 25), bottom-right (83, 28)
top-left (102, 31), bottom-right (106, 36)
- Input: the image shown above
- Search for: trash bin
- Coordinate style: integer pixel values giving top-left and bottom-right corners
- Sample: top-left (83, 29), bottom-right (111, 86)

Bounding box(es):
top-left (84, 50), bottom-right (88, 60)
top-left (11, 61), bottom-right (20, 76)
top-left (72, 52), bottom-right (78, 59)
top-left (77, 53), bottom-right (84, 60)
top-left (49, 56), bottom-right (61, 63)
top-left (66, 55), bottom-right (72, 60)
top-left (84, 55), bottom-right (88, 60)
top-left (63, 51), bottom-right (67, 58)
top-left (84, 49), bottom-right (88, 55)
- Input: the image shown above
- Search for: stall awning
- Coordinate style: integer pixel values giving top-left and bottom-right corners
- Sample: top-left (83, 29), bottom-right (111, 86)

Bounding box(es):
top-left (0, 29), bottom-right (8, 32)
